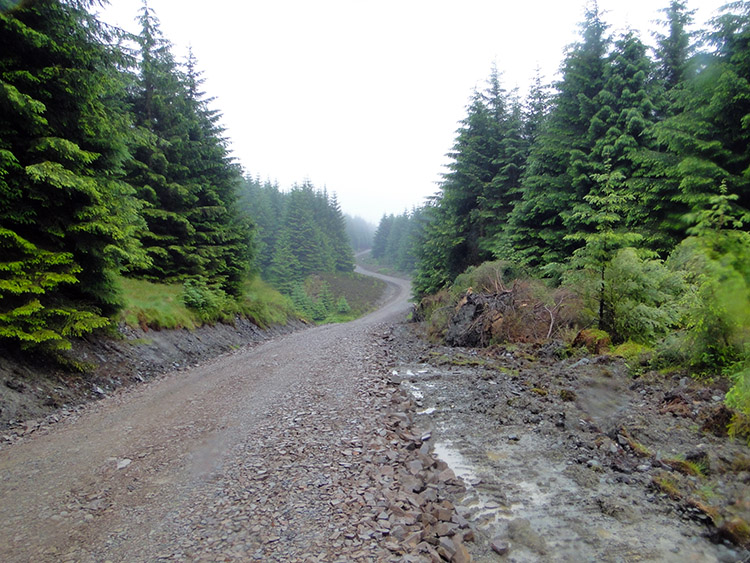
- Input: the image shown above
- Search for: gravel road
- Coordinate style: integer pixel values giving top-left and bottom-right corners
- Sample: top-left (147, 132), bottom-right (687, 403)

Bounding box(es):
top-left (0, 270), bottom-right (438, 562)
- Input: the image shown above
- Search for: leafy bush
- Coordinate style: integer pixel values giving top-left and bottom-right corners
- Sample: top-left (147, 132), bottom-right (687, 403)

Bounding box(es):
top-left (603, 248), bottom-right (684, 344)
top-left (451, 260), bottom-right (522, 298)
top-left (667, 232), bottom-right (750, 371)
top-left (181, 277), bottom-right (230, 321)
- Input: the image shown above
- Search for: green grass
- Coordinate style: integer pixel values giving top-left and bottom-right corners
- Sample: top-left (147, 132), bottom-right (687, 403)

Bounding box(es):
top-left (118, 277), bottom-right (198, 330)
top-left (117, 271), bottom-right (383, 332)
top-left (117, 276), bottom-right (297, 331)
top-left (238, 277), bottom-right (296, 328)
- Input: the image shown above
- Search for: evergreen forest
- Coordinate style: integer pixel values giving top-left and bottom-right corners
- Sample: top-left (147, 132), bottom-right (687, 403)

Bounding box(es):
top-left (374, 1), bottom-right (750, 419)
top-left (0, 0), bottom-right (359, 352)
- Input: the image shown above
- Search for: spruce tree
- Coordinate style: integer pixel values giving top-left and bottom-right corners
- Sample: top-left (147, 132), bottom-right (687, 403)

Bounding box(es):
top-left (125, 3), bottom-right (202, 281)
top-left (0, 0), bottom-right (146, 350)
top-left (372, 214), bottom-right (395, 260)
top-left (507, 2), bottom-right (609, 269)
top-left (568, 32), bottom-right (661, 247)
top-left (649, 1), bottom-right (750, 245)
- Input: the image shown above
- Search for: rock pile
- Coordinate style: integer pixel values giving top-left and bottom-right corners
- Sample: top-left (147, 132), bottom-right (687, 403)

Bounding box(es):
top-left (369, 386), bottom-right (474, 562)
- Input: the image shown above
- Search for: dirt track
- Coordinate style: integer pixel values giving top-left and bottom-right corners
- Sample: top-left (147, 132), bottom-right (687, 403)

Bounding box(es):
top-left (0, 270), bottom-right (415, 562)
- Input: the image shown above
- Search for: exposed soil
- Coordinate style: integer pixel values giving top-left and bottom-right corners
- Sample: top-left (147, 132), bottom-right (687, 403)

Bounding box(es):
top-left (0, 316), bottom-right (306, 433)
top-left (387, 321), bottom-right (750, 562)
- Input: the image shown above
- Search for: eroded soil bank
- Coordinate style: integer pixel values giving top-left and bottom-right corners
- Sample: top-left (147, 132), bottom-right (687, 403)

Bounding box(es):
top-left (0, 317), bottom-right (306, 433)
top-left (386, 321), bottom-right (750, 562)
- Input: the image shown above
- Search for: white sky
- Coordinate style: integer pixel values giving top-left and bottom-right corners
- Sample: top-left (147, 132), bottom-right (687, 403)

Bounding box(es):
top-left (96, 0), bottom-right (726, 224)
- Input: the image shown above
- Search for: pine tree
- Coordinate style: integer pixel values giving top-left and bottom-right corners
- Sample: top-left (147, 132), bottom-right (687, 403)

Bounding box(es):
top-left (372, 215), bottom-right (395, 260)
top-left (268, 186), bottom-right (326, 291)
top-left (653, 0), bottom-right (696, 91)
top-left (564, 161), bottom-right (645, 335)
top-left (179, 48), bottom-right (252, 295)
top-left (648, 1), bottom-right (750, 245)
top-left (0, 0), bottom-right (146, 350)
top-left (126, 5), bottom-right (251, 293)
top-left (238, 176), bottom-right (283, 276)
top-left (568, 32), bottom-right (661, 246)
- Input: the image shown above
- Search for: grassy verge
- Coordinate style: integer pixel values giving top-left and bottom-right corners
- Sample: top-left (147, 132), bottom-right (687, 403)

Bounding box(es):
top-left (317, 272), bottom-right (387, 320)
top-left (117, 276), bottom-right (296, 330)
top-left (238, 277), bottom-right (296, 328)
top-left (118, 277), bottom-right (198, 330)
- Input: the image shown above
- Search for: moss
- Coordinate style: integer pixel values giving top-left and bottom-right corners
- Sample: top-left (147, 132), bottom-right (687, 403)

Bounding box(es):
top-left (498, 366), bottom-right (520, 378)
top-left (560, 389), bottom-right (577, 402)
top-left (572, 329), bottom-right (612, 354)
top-left (720, 517), bottom-right (750, 545)
top-left (530, 387), bottom-right (548, 396)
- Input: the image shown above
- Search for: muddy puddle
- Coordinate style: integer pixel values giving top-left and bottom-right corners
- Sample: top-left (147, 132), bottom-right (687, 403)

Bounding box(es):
top-left (391, 355), bottom-right (746, 563)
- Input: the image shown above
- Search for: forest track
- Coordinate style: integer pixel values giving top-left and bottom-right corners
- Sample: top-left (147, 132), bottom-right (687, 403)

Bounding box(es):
top-left (0, 268), bottom-right (415, 562)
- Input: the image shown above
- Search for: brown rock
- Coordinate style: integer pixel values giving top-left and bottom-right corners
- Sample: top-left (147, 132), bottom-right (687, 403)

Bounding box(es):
top-left (434, 506), bottom-right (453, 522)
top-left (438, 536), bottom-right (457, 558)
top-left (452, 538), bottom-right (472, 563)
top-left (435, 522), bottom-right (458, 537)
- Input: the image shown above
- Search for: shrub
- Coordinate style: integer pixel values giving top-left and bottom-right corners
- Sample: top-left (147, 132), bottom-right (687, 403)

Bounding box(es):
top-left (667, 233), bottom-right (750, 371)
top-left (336, 296), bottom-right (351, 314)
top-left (451, 260), bottom-right (522, 298)
top-left (603, 248), bottom-right (684, 344)
top-left (181, 277), bottom-right (229, 320)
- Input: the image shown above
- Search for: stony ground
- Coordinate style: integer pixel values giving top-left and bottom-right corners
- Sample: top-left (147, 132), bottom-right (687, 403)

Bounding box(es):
top-left (3, 268), bottom-right (750, 562)
top-left (387, 322), bottom-right (750, 563)
top-left (0, 272), bottom-right (473, 563)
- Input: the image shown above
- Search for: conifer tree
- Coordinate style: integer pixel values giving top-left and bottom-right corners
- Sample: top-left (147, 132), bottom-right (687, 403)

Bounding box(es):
top-left (568, 32), bottom-right (660, 245)
top-left (0, 0), bottom-right (146, 350)
top-left (507, 2), bottom-right (609, 269)
top-left (649, 1), bottom-right (750, 246)
top-left (372, 215), bottom-right (395, 260)
top-left (125, 3), bottom-right (202, 281)
top-left (653, 0), bottom-right (696, 92)
top-left (126, 4), bottom-right (251, 293)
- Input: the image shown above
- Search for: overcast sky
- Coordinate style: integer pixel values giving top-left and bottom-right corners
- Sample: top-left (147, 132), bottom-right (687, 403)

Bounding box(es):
top-left (97, 0), bottom-right (726, 224)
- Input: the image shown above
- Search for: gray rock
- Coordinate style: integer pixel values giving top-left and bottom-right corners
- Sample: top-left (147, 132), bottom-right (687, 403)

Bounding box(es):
top-left (491, 538), bottom-right (510, 555)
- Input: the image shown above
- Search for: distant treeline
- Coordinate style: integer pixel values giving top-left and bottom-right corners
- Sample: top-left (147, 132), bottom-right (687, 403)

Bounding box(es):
top-left (238, 178), bottom-right (355, 293)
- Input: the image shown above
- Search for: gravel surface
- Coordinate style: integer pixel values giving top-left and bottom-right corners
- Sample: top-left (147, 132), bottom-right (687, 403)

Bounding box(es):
top-left (0, 271), bottom-right (471, 562)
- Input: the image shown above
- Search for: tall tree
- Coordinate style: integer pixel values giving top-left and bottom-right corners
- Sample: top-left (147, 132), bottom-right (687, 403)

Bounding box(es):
top-left (568, 32), bottom-right (661, 244)
top-left (125, 2), bottom-right (201, 281)
top-left (507, 1), bottom-right (609, 269)
top-left (0, 0), bottom-right (146, 350)
top-left (648, 0), bottom-right (750, 248)
top-left (653, 0), bottom-right (696, 91)
top-left (126, 4), bottom-right (251, 293)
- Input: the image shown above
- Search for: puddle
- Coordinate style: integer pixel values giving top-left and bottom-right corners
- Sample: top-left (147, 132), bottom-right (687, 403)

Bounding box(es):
top-left (433, 441), bottom-right (479, 485)
top-left (391, 346), bottom-right (739, 563)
